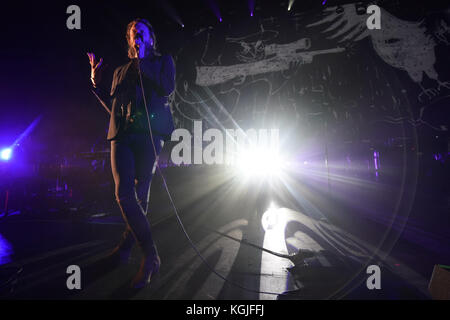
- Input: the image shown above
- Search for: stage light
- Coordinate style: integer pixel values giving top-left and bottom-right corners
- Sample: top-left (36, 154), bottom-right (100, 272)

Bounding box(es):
top-left (248, 0), bottom-right (255, 18)
top-left (0, 148), bottom-right (12, 161)
top-left (160, 1), bottom-right (184, 31)
top-left (206, 0), bottom-right (222, 25)
top-left (288, 0), bottom-right (295, 11)
top-left (235, 146), bottom-right (284, 178)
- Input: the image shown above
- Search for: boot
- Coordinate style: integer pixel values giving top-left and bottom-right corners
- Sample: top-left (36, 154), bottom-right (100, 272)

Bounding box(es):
top-left (130, 253), bottom-right (161, 289)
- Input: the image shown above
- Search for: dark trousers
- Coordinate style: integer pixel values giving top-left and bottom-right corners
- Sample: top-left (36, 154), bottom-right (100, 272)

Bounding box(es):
top-left (110, 132), bottom-right (162, 257)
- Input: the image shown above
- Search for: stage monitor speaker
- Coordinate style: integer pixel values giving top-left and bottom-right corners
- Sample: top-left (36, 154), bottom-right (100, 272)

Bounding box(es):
top-left (429, 264), bottom-right (450, 300)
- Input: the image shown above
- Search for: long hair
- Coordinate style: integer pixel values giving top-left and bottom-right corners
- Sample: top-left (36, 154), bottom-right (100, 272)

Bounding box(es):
top-left (126, 18), bottom-right (158, 59)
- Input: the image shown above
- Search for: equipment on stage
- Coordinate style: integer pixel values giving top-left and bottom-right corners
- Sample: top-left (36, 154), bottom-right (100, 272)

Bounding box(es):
top-left (429, 264), bottom-right (450, 300)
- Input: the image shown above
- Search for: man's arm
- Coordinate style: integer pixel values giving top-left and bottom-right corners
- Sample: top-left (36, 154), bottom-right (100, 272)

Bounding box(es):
top-left (139, 55), bottom-right (175, 97)
top-left (91, 67), bottom-right (121, 115)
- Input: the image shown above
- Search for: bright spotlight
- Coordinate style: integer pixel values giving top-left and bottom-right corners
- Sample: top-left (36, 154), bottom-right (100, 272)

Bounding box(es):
top-left (235, 146), bottom-right (284, 178)
top-left (0, 148), bottom-right (12, 161)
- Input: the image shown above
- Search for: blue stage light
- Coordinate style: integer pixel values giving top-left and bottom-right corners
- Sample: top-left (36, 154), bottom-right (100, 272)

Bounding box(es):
top-left (0, 148), bottom-right (12, 161)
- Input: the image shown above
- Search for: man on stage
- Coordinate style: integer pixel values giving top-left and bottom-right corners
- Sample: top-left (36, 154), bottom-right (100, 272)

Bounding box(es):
top-left (87, 18), bottom-right (175, 289)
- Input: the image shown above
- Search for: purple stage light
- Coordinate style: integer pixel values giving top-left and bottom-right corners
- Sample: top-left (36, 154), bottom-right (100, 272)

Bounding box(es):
top-left (0, 233), bottom-right (13, 265)
top-left (13, 115), bottom-right (42, 146)
top-left (374, 150), bottom-right (380, 170)
top-left (206, 0), bottom-right (222, 24)
top-left (248, 0), bottom-right (255, 17)
top-left (0, 116), bottom-right (41, 162)
top-left (0, 148), bottom-right (12, 161)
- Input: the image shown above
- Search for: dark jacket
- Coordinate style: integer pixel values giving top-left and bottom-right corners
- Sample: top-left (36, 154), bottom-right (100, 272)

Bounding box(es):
top-left (92, 53), bottom-right (175, 141)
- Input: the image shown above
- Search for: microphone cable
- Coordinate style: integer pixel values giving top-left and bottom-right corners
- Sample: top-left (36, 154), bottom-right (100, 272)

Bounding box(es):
top-left (135, 56), bottom-right (290, 297)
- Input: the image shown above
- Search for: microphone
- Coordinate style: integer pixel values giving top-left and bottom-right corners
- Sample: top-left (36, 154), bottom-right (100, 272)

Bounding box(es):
top-left (134, 34), bottom-right (143, 58)
top-left (134, 43), bottom-right (141, 59)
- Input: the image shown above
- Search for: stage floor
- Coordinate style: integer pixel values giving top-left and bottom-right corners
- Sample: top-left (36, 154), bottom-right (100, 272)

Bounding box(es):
top-left (0, 166), bottom-right (448, 300)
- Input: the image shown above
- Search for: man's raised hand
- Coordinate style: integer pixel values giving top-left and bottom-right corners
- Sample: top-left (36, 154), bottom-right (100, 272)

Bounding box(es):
top-left (87, 52), bottom-right (104, 87)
